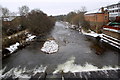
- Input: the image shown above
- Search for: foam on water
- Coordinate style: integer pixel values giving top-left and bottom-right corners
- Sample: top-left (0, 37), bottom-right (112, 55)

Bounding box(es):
top-left (1, 65), bottom-right (47, 79)
top-left (53, 56), bottom-right (119, 74)
top-left (1, 57), bottom-right (119, 78)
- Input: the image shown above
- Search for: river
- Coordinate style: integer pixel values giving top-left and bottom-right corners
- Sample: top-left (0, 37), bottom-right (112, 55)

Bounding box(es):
top-left (2, 22), bottom-right (120, 74)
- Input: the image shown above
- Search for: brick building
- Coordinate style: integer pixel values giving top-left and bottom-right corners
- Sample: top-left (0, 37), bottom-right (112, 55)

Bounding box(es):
top-left (84, 7), bottom-right (109, 33)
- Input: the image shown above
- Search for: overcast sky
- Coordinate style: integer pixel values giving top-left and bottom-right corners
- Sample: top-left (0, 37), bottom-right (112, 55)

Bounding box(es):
top-left (0, 0), bottom-right (120, 16)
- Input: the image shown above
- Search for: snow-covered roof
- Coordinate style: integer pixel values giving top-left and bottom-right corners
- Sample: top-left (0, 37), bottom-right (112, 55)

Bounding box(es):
top-left (3, 16), bottom-right (16, 21)
top-left (16, 13), bottom-right (20, 16)
top-left (106, 1), bottom-right (120, 7)
top-left (85, 7), bottom-right (108, 15)
top-left (85, 9), bottom-right (102, 15)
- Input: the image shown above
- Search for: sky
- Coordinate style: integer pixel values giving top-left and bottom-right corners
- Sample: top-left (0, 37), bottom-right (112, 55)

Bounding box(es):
top-left (0, 0), bottom-right (120, 16)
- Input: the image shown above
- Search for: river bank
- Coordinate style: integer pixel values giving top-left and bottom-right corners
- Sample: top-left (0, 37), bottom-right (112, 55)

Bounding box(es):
top-left (2, 30), bottom-right (36, 58)
top-left (62, 21), bottom-right (120, 50)
top-left (2, 28), bottom-right (56, 58)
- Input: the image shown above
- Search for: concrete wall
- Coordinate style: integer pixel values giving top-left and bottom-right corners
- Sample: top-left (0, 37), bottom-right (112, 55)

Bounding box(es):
top-left (102, 30), bottom-right (120, 40)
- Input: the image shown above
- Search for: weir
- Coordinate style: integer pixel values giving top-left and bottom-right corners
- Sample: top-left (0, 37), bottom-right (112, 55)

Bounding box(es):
top-left (2, 69), bottom-right (119, 79)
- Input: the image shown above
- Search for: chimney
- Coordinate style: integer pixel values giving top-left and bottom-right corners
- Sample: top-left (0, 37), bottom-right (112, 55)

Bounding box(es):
top-left (101, 7), bottom-right (104, 13)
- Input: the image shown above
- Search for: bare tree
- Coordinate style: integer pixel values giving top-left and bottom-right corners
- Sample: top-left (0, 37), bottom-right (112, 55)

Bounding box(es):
top-left (81, 6), bottom-right (87, 12)
top-left (72, 13), bottom-right (85, 27)
top-left (77, 6), bottom-right (87, 13)
top-left (18, 5), bottom-right (29, 30)
top-left (9, 12), bottom-right (16, 16)
top-left (19, 5), bottom-right (29, 16)
top-left (2, 7), bottom-right (10, 17)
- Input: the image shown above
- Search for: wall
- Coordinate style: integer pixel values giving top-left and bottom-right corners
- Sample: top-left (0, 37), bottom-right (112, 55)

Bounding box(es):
top-left (85, 13), bottom-right (109, 33)
top-left (102, 30), bottom-right (120, 40)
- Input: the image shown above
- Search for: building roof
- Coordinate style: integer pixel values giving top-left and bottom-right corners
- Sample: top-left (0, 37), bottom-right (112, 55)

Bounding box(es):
top-left (85, 7), bottom-right (108, 15)
top-left (106, 1), bottom-right (120, 7)
top-left (3, 16), bottom-right (16, 21)
top-left (85, 8), bottom-right (103, 15)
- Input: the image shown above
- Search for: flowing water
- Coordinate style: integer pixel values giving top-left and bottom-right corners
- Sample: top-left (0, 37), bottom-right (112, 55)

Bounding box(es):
top-left (2, 22), bottom-right (120, 78)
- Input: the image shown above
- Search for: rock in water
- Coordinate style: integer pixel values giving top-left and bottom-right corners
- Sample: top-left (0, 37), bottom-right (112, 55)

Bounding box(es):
top-left (41, 40), bottom-right (58, 54)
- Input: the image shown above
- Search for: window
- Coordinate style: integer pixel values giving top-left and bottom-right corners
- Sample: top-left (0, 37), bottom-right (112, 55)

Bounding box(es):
top-left (115, 10), bottom-right (119, 12)
top-left (119, 9), bottom-right (120, 12)
top-left (118, 4), bottom-right (120, 7)
top-left (117, 5), bottom-right (119, 7)
top-left (104, 16), bottom-right (108, 20)
top-left (115, 5), bottom-right (117, 8)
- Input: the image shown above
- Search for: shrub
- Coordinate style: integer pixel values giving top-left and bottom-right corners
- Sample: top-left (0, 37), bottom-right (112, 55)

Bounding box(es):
top-left (25, 9), bottom-right (55, 35)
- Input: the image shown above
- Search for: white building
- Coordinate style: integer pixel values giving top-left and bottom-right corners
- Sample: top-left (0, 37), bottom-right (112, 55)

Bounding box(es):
top-left (106, 2), bottom-right (120, 21)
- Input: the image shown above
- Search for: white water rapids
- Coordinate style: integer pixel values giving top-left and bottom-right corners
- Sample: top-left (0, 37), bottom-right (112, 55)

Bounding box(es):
top-left (1, 56), bottom-right (119, 79)
top-left (53, 56), bottom-right (119, 74)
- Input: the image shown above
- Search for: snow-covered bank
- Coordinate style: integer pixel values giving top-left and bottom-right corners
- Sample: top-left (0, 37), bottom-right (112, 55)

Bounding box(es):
top-left (81, 29), bottom-right (101, 38)
top-left (63, 21), bottom-right (101, 38)
top-left (26, 34), bottom-right (36, 41)
top-left (41, 40), bottom-right (59, 54)
top-left (1, 65), bottom-right (47, 79)
top-left (53, 56), bottom-right (119, 74)
top-left (5, 33), bottom-right (36, 54)
top-left (81, 29), bottom-right (120, 49)
top-left (6, 42), bottom-right (20, 53)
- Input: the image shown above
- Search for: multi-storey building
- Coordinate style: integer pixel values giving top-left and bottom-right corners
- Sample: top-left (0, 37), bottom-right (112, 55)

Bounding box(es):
top-left (101, 2), bottom-right (120, 49)
top-left (106, 2), bottom-right (120, 22)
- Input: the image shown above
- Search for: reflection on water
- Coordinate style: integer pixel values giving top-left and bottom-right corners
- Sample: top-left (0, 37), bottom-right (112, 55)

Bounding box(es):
top-left (86, 36), bottom-right (119, 55)
top-left (90, 41), bottom-right (106, 55)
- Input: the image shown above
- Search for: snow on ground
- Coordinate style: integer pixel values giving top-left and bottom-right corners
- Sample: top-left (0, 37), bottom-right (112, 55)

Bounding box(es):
top-left (6, 42), bottom-right (20, 53)
top-left (8, 36), bottom-right (11, 39)
top-left (53, 56), bottom-right (119, 74)
top-left (26, 34), bottom-right (36, 41)
top-left (85, 9), bottom-right (102, 15)
top-left (6, 33), bottom-right (36, 54)
top-left (41, 40), bottom-right (59, 54)
top-left (81, 29), bottom-right (101, 38)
